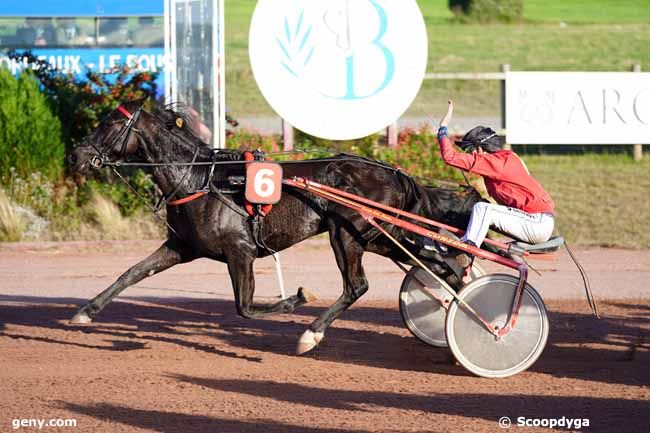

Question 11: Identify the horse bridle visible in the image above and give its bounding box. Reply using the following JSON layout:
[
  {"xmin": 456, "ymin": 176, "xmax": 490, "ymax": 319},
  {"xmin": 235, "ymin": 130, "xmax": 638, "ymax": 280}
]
[
  {"xmin": 89, "ymin": 105, "xmax": 143, "ymax": 169},
  {"xmin": 89, "ymin": 103, "xmax": 203, "ymax": 208}
]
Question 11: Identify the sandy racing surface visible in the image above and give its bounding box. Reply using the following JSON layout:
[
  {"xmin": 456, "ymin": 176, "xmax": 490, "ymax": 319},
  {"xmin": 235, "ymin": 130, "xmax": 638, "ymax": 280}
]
[{"xmin": 1, "ymin": 241, "xmax": 648, "ymax": 433}]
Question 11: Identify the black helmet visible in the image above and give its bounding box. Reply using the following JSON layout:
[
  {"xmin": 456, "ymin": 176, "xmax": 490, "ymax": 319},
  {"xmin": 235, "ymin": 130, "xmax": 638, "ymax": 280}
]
[{"xmin": 455, "ymin": 126, "xmax": 504, "ymax": 153}]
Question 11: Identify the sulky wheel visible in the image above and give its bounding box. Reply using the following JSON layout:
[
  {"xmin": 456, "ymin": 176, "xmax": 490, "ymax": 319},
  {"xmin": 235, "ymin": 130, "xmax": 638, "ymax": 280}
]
[
  {"xmin": 399, "ymin": 263, "xmax": 486, "ymax": 348},
  {"xmin": 445, "ymin": 274, "xmax": 549, "ymax": 378}
]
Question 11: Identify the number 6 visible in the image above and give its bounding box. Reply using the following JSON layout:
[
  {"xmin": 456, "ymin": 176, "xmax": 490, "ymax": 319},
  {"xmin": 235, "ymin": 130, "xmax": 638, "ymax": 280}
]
[
  {"xmin": 245, "ymin": 162, "xmax": 283, "ymax": 204},
  {"xmin": 254, "ymin": 168, "xmax": 275, "ymax": 197}
]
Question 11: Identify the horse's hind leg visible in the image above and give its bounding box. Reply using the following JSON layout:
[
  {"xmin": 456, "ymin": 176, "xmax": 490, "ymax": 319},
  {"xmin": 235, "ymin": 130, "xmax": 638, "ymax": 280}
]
[
  {"xmin": 297, "ymin": 219, "xmax": 368, "ymax": 355},
  {"xmin": 70, "ymin": 240, "xmax": 191, "ymax": 324},
  {"xmin": 226, "ymin": 249, "xmax": 315, "ymax": 319}
]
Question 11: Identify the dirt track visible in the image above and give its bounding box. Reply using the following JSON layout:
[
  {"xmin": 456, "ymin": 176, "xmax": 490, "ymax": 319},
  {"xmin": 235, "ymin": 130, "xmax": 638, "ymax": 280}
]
[{"xmin": 0, "ymin": 241, "xmax": 648, "ymax": 433}]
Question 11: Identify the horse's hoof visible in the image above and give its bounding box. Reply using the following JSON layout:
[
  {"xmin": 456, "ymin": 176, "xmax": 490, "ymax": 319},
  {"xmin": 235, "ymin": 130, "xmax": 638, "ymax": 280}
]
[
  {"xmin": 70, "ymin": 311, "xmax": 92, "ymax": 324},
  {"xmin": 296, "ymin": 330, "xmax": 324, "ymax": 355},
  {"xmin": 298, "ymin": 287, "xmax": 318, "ymax": 303}
]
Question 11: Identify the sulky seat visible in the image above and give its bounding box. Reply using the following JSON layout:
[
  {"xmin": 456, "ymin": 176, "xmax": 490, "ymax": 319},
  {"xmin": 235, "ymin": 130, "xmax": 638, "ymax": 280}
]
[{"xmin": 512, "ymin": 236, "xmax": 565, "ymax": 254}]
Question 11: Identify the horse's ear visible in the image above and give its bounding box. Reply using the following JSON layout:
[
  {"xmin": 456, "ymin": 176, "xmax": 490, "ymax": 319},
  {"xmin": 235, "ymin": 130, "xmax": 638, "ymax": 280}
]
[
  {"xmin": 135, "ymin": 96, "xmax": 149, "ymax": 108},
  {"xmin": 123, "ymin": 96, "xmax": 149, "ymax": 111}
]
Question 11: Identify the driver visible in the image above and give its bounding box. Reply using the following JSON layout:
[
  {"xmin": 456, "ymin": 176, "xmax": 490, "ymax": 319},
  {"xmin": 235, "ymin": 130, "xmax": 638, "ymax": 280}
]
[{"xmin": 434, "ymin": 100, "xmax": 555, "ymax": 271}]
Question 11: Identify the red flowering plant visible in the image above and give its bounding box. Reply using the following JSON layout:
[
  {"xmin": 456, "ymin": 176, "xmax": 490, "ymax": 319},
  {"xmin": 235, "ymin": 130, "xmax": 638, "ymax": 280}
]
[
  {"xmin": 230, "ymin": 124, "xmax": 479, "ymax": 188},
  {"xmin": 371, "ymin": 126, "xmax": 468, "ymax": 186},
  {"xmin": 227, "ymin": 129, "xmax": 282, "ymax": 155},
  {"xmin": 7, "ymin": 50, "xmax": 158, "ymax": 153}
]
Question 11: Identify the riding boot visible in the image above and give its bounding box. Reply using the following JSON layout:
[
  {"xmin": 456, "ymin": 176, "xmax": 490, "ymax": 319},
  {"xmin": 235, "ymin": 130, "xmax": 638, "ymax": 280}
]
[
  {"xmin": 405, "ymin": 235, "xmax": 445, "ymax": 259},
  {"xmin": 410, "ymin": 229, "xmax": 460, "ymax": 259},
  {"xmin": 456, "ymin": 240, "xmax": 476, "ymax": 269}
]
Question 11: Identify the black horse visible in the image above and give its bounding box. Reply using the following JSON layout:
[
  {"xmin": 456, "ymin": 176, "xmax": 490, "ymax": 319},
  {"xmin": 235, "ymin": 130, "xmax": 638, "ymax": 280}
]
[{"xmin": 68, "ymin": 99, "xmax": 482, "ymax": 354}]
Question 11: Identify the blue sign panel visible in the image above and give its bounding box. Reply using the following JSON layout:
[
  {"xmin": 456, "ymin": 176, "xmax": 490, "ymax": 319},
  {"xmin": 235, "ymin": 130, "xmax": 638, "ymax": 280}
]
[
  {"xmin": 0, "ymin": 1, "xmax": 164, "ymax": 17},
  {"xmin": 1, "ymin": 48, "xmax": 166, "ymax": 95}
]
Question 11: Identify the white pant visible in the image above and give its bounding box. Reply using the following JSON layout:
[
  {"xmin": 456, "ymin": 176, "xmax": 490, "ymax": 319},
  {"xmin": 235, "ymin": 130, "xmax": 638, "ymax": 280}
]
[{"xmin": 462, "ymin": 202, "xmax": 555, "ymax": 247}]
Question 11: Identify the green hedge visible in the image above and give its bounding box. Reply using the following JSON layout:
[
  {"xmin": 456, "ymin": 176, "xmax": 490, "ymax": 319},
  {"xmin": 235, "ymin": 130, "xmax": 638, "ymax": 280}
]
[
  {"xmin": 449, "ymin": 0, "xmax": 524, "ymax": 22},
  {"xmin": 0, "ymin": 68, "xmax": 64, "ymax": 181}
]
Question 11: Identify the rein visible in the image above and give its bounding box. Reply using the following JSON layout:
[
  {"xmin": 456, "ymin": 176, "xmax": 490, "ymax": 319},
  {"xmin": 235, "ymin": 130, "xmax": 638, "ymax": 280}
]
[
  {"xmin": 100, "ymin": 151, "xmax": 467, "ymax": 189},
  {"xmin": 94, "ymin": 112, "xmax": 467, "ymax": 191},
  {"xmin": 90, "ymin": 105, "xmax": 473, "ymax": 232}
]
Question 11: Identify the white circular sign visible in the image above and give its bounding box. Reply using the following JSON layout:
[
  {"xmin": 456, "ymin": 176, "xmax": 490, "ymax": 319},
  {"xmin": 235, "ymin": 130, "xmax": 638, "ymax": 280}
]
[{"xmin": 249, "ymin": 0, "xmax": 428, "ymax": 140}]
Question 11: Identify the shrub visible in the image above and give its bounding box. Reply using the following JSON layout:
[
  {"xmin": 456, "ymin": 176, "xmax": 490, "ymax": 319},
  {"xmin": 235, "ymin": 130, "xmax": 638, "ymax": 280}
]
[
  {"xmin": 78, "ymin": 192, "xmax": 163, "ymax": 240},
  {"xmin": 7, "ymin": 50, "xmax": 158, "ymax": 152},
  {"xmin": 230, "ymin": 126, "xmax": 475, "ymax": 187},
  {"xmin": 293, "ymin": 129, "xmax": 382, "ymax": 159},
  {"xmin": 449, "ymin": 0, "xmax": 523, "ymax": 23},
  {"xmin": 2, "ymin": 162, "xmax": 160, "ymax": 240},
  {"xmin": 81, "ymin": 170, "xmax": 157, "ymax": 217},
  {"xmin": 2, "ymin": 50, "xmax": 161, "ymax": 225},
  {"xmin": 227, "ymin": 129, "xmax": 282, "ymax": 154},
  {"xmin": 3, "ymin": 169, "xmax": 56, "ymax": 217},
  {"xmin": 0, "ymin": 68, "xmax": 65, "ymax": 181},
  {"xmin": 373, "ymin": 127, "xmax": 474, "ymax": 187},
  {"xmin": 83, "ymin": 192, "xmax": 131, "ymax": 239},
  {"xmin": 0, "ymin": 188, "xmax": 24, "ymax": 242}
]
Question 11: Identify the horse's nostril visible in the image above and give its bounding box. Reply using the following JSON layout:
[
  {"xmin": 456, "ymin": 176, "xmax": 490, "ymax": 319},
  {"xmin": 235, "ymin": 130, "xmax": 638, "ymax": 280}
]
[{"xmin": 68, "ymin": 154, "xmax": 77, "ymax": 165}]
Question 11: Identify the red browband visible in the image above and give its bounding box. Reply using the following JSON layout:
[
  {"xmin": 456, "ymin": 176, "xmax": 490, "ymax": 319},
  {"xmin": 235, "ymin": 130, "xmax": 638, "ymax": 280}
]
[{"xmin": 117, "ymin": 105, "xmax": 133, "ymax": 119}]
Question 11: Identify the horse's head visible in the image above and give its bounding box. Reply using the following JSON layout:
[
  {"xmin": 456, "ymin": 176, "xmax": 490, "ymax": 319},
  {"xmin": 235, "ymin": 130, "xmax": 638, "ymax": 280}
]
[{"xmin": 68, "ymin": 99, "xmax": 147, "ymax": 174}]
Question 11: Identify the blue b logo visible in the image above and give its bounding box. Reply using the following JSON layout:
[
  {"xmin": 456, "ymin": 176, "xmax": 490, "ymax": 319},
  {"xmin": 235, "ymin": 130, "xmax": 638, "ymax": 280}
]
[
  {"xmin": 250, "ymin": 0, "xmax": 428, "ymax": 140},
  {"xmin": 277, "ymin": 0, "xmax": 396, "ymax": 101},
  {"xmin": 331, "ymin": 0, "xmax": 395, "ymax": 100}
]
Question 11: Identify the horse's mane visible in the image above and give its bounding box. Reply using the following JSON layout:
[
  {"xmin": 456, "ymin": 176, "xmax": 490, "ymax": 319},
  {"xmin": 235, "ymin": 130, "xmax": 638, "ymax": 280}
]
[
  {"xmin": 331, "ymin": 153, "xmax": 398, "ymax": 171},
  {"xmin": 152, "ymin": 103, "xmax": 209, "ymax": 145},
  {"xmin": 150, "ymin": 103, "xmax": 241, "ymax": 161}
]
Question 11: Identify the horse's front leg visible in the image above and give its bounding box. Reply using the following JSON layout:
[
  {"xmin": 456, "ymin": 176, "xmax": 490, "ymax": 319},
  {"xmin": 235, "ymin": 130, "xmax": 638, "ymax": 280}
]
[
  {"xmin": 226, "ymin": 248, "xmax": 315, "ymax": 319},
  {"xmin": 70, "ymin": 240, "xmax": 192, "ymax": 324}
]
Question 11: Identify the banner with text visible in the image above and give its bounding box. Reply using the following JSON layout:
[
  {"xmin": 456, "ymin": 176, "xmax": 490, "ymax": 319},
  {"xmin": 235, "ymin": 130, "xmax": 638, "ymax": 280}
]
[
  {"xmin": 1, "ymin": 48, "xmax": 166, "ymax": 95},
  {"xmin": 506, "ymin": 72, "xmax": 650, "ymax": 144}
]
